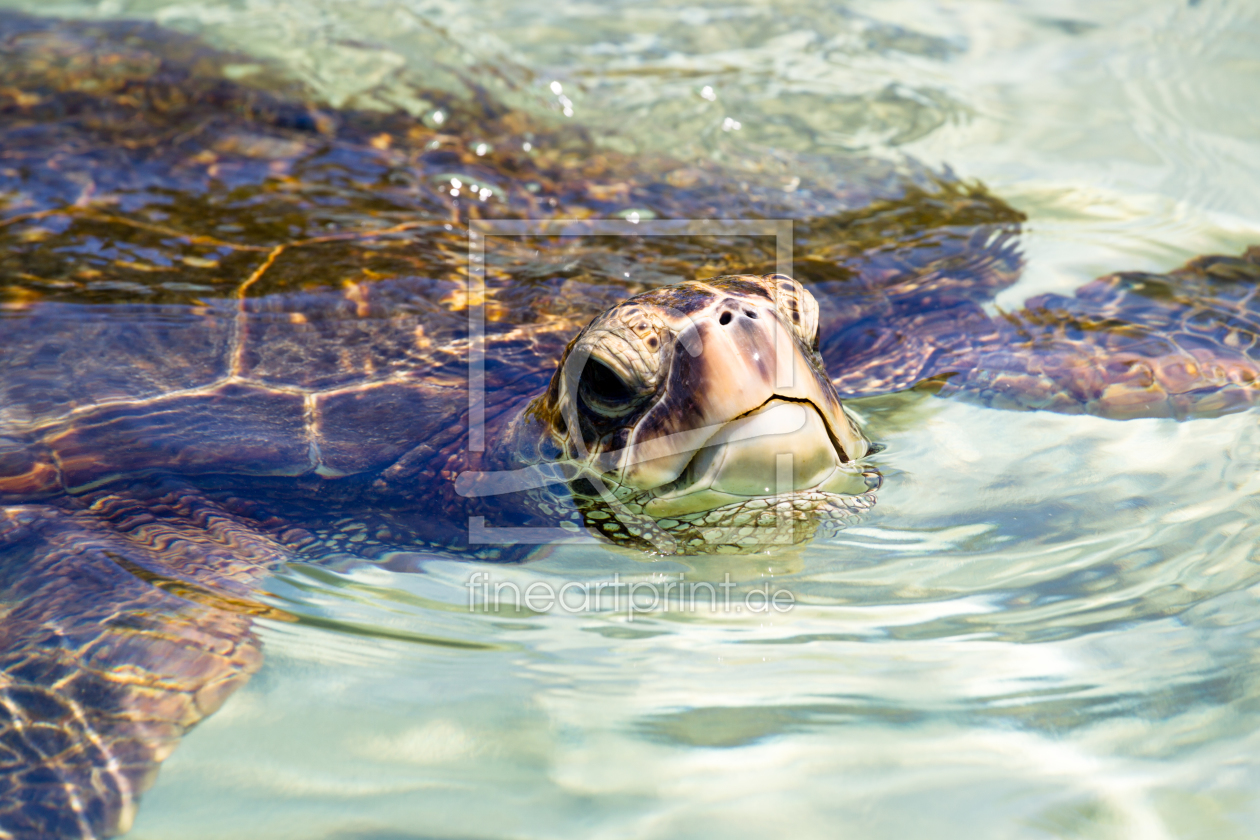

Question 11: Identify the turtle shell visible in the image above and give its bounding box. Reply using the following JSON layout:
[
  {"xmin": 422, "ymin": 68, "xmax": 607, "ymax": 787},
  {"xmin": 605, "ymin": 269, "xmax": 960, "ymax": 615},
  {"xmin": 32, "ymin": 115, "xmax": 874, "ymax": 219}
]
[
  {"xmin": 0, "ymin": 9, "xmax": 1026, "ymax": 520},
  {"xmin": 4, "ymin": 11, "xmax": 1259, "ymax": 840},
  {"xmin": 0, "ymin": 17, "xmax": 1024, "ymax": 834}
]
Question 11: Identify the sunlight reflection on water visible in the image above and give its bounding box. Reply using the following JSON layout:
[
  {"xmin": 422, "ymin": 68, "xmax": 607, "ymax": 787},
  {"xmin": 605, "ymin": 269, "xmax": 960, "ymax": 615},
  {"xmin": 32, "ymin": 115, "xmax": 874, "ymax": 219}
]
[{"xmin": 6, "ymin": 0, "xmax": 1253, "ymax": 836}]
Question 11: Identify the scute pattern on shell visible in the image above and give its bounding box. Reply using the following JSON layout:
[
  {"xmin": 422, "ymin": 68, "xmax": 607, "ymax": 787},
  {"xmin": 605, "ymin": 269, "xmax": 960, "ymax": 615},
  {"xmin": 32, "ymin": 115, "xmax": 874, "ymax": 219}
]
[{"xmin": 0, "ymin": 10, "xmax": 1258, "ymax": 840}]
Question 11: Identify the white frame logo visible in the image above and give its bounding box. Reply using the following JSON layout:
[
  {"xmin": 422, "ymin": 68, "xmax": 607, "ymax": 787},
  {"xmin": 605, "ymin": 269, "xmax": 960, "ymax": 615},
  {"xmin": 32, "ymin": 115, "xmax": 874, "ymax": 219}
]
[{"xmin": 460, "ymin": 218, "xmax": 794, "ymax": 547}]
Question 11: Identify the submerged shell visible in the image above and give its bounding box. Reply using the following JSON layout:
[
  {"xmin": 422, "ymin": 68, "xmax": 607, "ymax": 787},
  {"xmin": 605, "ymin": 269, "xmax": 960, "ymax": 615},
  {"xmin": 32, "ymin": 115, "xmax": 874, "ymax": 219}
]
[{"xmin": 2, "ymin": 11, "xmax": 1259, "ymax": 840}]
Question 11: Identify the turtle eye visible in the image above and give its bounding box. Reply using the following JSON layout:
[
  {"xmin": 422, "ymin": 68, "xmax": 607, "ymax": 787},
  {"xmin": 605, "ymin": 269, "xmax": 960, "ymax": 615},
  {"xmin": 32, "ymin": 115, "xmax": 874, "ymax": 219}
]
[{"xmin": 579, "ymin": 358, "xmax": 637, "ymax": 415}]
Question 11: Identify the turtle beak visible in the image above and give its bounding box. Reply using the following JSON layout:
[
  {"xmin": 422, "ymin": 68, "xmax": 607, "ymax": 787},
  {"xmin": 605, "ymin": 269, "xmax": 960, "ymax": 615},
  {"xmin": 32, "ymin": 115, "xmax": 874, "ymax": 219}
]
[
  {"xmin": 604, "ymin": 300, "xmax": 869, "ymax": 509},
  {"xmin": 640, "ymin": 398, "xmax": 870, "ymax": 516}
]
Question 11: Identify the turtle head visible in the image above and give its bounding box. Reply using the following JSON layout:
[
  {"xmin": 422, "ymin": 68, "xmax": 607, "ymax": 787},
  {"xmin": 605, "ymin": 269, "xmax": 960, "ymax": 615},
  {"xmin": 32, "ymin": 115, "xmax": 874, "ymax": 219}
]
[{"xmin": 529, "ymin": 274, "xmax": 878, "ymax": 554}]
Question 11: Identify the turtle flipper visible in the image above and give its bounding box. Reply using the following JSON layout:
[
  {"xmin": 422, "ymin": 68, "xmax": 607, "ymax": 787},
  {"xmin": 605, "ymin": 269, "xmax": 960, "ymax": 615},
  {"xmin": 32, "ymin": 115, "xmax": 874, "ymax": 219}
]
[
  {"xmin": 932, "ymin": 247, "xmax": 1260, "ymax": 419},
  {"xmin": 0, "ymin": 484, "xmax": 290, "ymax": 839}
]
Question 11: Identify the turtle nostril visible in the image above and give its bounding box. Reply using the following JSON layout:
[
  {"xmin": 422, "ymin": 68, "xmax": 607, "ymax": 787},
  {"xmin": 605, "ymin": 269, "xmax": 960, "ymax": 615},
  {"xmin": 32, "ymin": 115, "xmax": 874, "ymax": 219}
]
[
  {"xmin": 745, "ymin": 310, "xmax": 757, "ymax": 319},
  {"xmin": 719, "ymin": 311, "xmax": 732, "ymax": 326}
]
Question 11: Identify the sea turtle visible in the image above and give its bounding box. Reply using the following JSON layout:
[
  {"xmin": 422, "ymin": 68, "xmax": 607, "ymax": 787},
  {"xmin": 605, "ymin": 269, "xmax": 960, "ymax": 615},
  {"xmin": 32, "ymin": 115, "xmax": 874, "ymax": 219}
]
[{"xmin": 1, "ymin": 11, "xmax": 1259, "ymax": 839}]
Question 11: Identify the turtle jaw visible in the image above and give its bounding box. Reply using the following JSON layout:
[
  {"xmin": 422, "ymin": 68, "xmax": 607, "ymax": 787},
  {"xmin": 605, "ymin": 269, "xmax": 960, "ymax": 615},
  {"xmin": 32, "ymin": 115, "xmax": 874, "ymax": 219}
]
[
  {"xmin": 598, "ymin": 295, "xmax": 871, "ymax": 502},
  {"xmin": 639, "ymin": 399, "xmax": 871, "ymax": 518},
  {"xmin": 544, "ymin": 273, "xmax": 878, "ymax": 548}
]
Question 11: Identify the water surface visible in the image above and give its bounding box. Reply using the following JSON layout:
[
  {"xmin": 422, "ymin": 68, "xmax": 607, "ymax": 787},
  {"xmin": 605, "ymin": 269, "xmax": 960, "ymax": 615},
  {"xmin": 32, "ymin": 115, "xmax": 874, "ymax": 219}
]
[{"xmin": 7, "ymin": 0, "xmax": 1260, "ymax": 836}]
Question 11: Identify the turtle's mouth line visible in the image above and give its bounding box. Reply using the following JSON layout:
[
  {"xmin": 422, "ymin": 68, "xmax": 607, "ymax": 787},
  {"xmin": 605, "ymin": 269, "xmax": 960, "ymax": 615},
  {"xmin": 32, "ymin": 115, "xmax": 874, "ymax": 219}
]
[
  {"xmin": 607, "ymin": 394, "xmax": 851, "ymax": 479},
  {"xmin": 635, "ymin": 399, "xmax": 868, "ymax": 518},
  {"xmin": 658, "ymin": 394, "xmax": 852, "ymax": 482},
  {"xmin": 740, "ymin": 395, "xmax": 852, "ymax": 464}
]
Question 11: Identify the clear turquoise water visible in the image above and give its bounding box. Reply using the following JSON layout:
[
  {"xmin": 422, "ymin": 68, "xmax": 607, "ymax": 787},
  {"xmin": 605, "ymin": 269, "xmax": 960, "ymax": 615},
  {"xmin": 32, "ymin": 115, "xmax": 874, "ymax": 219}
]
[{"xmin": 10, "ymin": 0, "xmax": 1260, "ymax": 836}]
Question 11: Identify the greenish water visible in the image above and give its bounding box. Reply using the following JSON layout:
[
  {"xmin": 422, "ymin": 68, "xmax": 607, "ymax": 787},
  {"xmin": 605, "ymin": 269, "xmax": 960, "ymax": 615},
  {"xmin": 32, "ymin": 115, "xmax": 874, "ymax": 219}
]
[{"xmin": 9, "ymin": 0, "xmax": 1260, "ymax": 836}]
